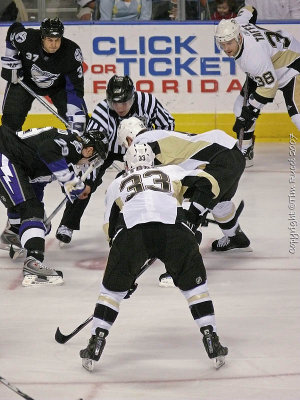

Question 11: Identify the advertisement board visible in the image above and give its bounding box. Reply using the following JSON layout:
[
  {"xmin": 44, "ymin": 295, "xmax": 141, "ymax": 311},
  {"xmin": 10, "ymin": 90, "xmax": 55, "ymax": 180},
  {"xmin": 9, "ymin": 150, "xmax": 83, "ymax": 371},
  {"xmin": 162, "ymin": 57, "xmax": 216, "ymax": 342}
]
[{"xmin": 0, "ymin": 21, "xmax": 299, "ymax": 138}]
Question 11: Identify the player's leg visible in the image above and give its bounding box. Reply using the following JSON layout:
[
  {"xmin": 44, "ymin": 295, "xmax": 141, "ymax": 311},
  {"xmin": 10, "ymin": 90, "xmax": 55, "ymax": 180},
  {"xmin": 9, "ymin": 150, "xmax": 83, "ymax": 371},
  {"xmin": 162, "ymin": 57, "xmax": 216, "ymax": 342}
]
[
  {"xmin": 80, "ymin": 227, "xmax": 149, "ymax": 371},
  {"xmin": 56, "ymin": 158, "xmax": 112, "ymax": 245},
  {"xmin": 233, "ymin": 93, "xmax": 256, "ymax": 167},
  {"xmin": 281, "ymin": 75, "xmax": 300, "ymax": 131},
  {"xmin": 163, "ymin": 224, "xmax": 228, "ymax": 369},
  {"xmin": 0, "ymin": 155, "xmax": 63, "ymax": 286},
  {"xmin": 1, "ymin": 83, "xmax": 34, "ymax": 130}
]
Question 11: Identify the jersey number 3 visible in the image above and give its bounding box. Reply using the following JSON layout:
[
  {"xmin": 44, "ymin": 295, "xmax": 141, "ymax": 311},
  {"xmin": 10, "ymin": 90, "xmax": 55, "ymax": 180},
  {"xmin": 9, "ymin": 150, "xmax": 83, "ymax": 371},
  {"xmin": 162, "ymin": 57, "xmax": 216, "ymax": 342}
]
[{"xmin": 120, "ymin": 170, "xmax": 171, "ymax": 202}]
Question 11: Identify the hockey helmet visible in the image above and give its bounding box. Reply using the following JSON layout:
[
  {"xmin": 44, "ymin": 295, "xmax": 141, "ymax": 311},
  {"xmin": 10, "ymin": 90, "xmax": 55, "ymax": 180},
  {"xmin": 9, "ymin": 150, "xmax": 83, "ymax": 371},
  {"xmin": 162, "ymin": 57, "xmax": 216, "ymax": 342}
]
[
  {"xmin": 40, "ymin": 17, "xmax": 64, "ymax": 38},
  {"xmin": 215, "ymin": 19, "xmax": 241, "ymax": 45},
  {"xmin": 81, "ymin": 130, "xmax": 109, "ymax": 160},
  {"xmin": 106, "ymin": 75, "xmax": 135, "ymax": 108},
  {"xmin": 124, "ymin": 143, "xmax": 155, "ymax": 170},
  {"xmin": 117, "ymin": 117, "xmax": 147, "ymax": 148}
]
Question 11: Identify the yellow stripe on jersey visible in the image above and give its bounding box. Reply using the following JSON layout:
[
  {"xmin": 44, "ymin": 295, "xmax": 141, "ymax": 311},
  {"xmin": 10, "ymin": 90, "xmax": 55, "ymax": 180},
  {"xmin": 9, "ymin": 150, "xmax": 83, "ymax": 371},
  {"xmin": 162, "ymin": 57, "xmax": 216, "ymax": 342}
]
[
  {"xmin": 171, "ymin": 179, "xmax": 184, "ymax": 204},
  {"xmin": 200, "ymin": 170, "xmax": 220, "ymax": 198},
  {"xmin": 156, "ymin": 136, "xmax": 210, "ymax": 165},
  {"xmin": 295, "ymin": 75, "xmax": 300, "ymax": 112},
  {"xmin": 271, "ymin": 51, "xmax": 300, "ymax": 70}
]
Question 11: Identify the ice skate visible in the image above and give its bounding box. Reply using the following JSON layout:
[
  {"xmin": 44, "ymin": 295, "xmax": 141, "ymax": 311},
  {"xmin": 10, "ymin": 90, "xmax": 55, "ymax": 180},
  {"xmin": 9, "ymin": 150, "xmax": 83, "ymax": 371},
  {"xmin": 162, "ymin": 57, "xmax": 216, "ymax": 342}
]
[
  {"xmin": 0, "ymin": 224, "xmax": 26, "ymax": 258},
  {"xmin": 56, "ymin": 225, "xmax": 73, "ymax": 247},
  {"xmin": 211, "ymin": 225, "xmax": 251, "ymax": 252},
  {"xmin": 22, "ymin": 256, "xmax": 64, "ymax": 287},
  {"xmin": 200, "ymin": 325, "xmax": 228, "ymax": 369},
  {"xmin": 80, "ymin": 328, "xmax": 107, "ymax": 372},
  {"xmin": 158, "ymin": 272, "xmax": 175, "ymax": 288},
  {"xmin": 0, "ymin": 223, "xmax": 21, "ymax": 249}
]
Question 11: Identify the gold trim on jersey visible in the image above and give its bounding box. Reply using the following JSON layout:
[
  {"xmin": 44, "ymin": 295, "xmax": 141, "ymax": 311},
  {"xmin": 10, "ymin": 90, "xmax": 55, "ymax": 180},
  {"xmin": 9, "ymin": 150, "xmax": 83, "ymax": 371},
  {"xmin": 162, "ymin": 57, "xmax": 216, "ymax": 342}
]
[
  {"xmin": 256, "ymin": 83, "xmax": 278, "ymax": 100},
  {"xmin": 294, "ymin": 75, "xmax": 300, "ymax": 112},
  {"xmin": 156, "ymin": 136, "xmax": 211, "ymax": 165},
  {"xmin": 271, "ymin": 51, "xmax": 300, "ymax": 70},
  {"xmin": 103, "ymin": 223, "xmax": 109, "ymax": 241},
  {"xmin": 172, "ymin": 179, "xmax": 184, "ymax": 203},
  {"xmin": 98, "ymin": 294, "xmax": 120, "ymax": 309}
]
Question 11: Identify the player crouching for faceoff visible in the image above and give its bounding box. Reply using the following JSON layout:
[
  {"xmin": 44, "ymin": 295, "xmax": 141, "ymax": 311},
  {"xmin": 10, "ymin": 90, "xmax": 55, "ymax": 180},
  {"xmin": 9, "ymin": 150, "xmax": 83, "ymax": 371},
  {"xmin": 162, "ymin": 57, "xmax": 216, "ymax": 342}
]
[
  {"xmin": 0, "ymin": 125, "xmax": 108, "ymax": 286},
  {"xmin": 117, "ymin": 117, "xmax": 251, "ymax": 251},
  {"xmin": 79, "ymin": 144, "xmax": 228, "ymax": 372},
  {"xmin": 215, "ymin": 7, "xmax": 300, "ymax": 166}
]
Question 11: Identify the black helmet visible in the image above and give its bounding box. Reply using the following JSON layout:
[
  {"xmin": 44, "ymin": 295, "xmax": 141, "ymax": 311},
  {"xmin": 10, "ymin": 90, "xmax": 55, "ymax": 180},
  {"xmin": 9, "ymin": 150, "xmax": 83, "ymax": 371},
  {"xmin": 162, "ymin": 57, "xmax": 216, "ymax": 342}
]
[
  {"xmin": 106, "ymin": 75, "xmax": 135, "ymax": 107},
  {"xmin": 81, "ymin": 130, "xmax": 109, "ymax": 161},
  {"xmin": 40, "ymin": 17, "xmax": 64, "ymax": 38}
]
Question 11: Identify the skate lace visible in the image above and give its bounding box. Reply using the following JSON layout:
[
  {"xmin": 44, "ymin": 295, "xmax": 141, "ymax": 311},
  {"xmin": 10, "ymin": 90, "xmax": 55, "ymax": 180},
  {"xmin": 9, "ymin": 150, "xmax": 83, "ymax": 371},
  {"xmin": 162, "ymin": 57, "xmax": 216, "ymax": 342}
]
[{"xmin": 218, "ymin": 236, "xmax": 230, "ymax": 247}]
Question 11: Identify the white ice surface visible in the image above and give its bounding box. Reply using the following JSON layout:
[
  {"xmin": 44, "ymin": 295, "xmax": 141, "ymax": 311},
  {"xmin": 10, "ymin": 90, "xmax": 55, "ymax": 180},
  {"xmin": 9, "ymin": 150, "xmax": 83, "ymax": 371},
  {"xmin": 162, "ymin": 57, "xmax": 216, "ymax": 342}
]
[{"xmin": 0, "ymin": 143, "xmax": 299, "ymax": 400}]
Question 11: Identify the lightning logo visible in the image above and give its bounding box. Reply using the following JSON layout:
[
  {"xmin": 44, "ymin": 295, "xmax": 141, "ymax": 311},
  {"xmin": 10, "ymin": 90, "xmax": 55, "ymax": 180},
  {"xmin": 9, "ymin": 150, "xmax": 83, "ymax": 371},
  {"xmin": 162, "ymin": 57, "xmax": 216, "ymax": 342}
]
[{"xmin": 0, "ymin": 158, "xmax": 14, "ymax": 194}]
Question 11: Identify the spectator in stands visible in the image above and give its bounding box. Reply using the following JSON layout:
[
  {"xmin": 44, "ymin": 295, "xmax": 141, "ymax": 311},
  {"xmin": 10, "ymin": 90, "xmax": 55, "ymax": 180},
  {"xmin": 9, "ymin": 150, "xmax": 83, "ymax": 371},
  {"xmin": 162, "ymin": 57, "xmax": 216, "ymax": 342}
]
[
  {"xmin": 100, "ymin": 0, "xmax": 152, "ymax": 20},
  {"xmin": 152, "ymin": 0, "xmax": 171, "ymax": 20},
  {"xmin": 244, "ymin": 0, "xmax": 300, "ymax": 19},
  {"xmin": 77, "ymin": 0, "xmax": 96, "ymax": 20},
  {"xmin": 77, "ymin": 0, "xmax": 152, "ymax": 20},
  {"xmin": 211, "ymin": 0, "xmax": 237, "ymax": 20},
  {"xmin": 0, "ymin": 0, "xmax": 28, "ymax": 21}
]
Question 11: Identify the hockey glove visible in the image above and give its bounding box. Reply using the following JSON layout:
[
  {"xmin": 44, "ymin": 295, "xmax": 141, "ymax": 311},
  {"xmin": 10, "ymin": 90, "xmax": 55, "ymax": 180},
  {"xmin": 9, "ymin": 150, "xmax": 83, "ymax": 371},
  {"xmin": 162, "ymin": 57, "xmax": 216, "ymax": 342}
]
[
  {"xmin": 1, "ymin": 55, "xmax": 23, "ymax": 84},
  {"xmin": 233, "ymin": 105, "xmax": 260, "ymax": 134},
  {"xmin": 63, "ymin": 174, "xmax": 85, "ymax": 203}
]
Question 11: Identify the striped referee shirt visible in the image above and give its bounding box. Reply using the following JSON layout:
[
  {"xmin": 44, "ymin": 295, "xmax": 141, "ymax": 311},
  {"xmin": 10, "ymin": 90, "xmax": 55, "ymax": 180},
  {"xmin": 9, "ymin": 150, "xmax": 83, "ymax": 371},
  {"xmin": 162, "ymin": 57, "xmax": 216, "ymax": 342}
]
[{"xmin": 86, "ymin": 91, "xmax": 175, "ymax": 156}]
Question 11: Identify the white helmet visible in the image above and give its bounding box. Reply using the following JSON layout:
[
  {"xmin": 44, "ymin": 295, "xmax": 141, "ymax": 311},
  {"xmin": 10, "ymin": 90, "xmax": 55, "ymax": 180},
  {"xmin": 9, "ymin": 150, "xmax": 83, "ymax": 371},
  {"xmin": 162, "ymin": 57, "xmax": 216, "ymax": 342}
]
[
  {"xmin": 124, "ymin": 143, "xmax": 155, "ymax": 170},
  {"xmin": 215, "ymin": 19, "xmax": 241, "ymax": 45},
  {"xmin": 117, "ymin": 117, "xmax": 146, "ymax": 148}
]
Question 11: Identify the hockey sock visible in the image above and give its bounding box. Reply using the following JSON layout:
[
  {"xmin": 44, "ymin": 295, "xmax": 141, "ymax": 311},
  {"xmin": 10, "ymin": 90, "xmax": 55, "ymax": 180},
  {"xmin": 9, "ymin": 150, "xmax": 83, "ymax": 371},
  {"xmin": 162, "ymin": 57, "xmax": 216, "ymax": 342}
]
[{"xmin": 181, "ymin": 282, "xmax": 216, "ymax": 332}]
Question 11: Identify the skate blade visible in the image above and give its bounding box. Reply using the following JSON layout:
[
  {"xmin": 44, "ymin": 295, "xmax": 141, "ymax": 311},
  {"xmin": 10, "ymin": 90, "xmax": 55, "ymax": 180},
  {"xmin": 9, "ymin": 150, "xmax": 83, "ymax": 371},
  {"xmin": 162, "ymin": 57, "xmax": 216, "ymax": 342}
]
[
  {"xmin": 58, "ymin": 240, "xmax": 70, "ymax": 249},
  {"xmin": 213, "ymin": 356, "xmax": 226, "ymax": 369},
  {"xmin": 159, "ymin": 278, "xmax": 175, "ymax": 288},
  {"xmin": 22, "ymin": 274, "xmax": 64, "ymax": 287},
  {"xmin": 212, "ymin": 246, "xmax": 253, "ymax": 253},
  {"xmin": 82, "ymin": 358, "xmax": 94, "ymax": 372}
]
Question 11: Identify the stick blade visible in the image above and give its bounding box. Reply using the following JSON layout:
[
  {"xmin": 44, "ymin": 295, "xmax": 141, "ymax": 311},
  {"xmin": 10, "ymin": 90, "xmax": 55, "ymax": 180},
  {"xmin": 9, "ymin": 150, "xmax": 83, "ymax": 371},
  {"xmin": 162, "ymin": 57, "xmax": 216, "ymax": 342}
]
[{"xmin": 55, "ymin": 327, "xmax": 69, "ymax": 344}]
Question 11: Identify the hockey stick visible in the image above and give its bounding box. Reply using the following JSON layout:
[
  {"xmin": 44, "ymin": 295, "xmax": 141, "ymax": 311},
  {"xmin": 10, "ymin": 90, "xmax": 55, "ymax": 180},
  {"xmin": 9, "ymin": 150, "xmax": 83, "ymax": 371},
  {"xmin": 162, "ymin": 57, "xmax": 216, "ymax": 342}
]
[
  {"xmin": 55, "ymin": 258, "xmax": 156, "ymax": 344},
  {"xmin": 18, "ymin": 78, "xmax": 121, "ymax": 172},
  {"xmin": 18, "ymin": 79, "xmax": 70, "ymax": 127},
  {"xmin": 7, "ymin": 158, "xmax": 103, "ymax": 260},
  {"xmin": 44, "ymin": 156, "xmax": 103, "ymax": 226},
  {"xmin": 238, "ymin": 73, "xmax": 249, "ymax": 150},
  {"xmin": 0, "ymin": 375, "xmax": 35, "ymax": 400}
]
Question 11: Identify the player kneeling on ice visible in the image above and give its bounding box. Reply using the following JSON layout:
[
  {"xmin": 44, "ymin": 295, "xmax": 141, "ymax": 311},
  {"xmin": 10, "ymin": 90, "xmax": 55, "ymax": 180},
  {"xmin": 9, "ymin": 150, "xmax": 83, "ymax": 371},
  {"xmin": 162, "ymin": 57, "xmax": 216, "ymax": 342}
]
[
  {"xmin": 0, "ymin": 125, "xmax": 108, "ymax": 286},
  {"xmin": 79, "ymin": 144, "xmax": 228, "ymax": 372}
]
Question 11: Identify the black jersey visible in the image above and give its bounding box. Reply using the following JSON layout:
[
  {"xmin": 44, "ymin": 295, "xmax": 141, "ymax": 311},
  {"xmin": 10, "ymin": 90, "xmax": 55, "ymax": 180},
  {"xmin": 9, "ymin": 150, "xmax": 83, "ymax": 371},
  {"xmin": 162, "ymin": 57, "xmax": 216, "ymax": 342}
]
[
  {"xmin": 0, "ymin": 125, "xmax": 83, "ymax": 182},
  {"xmin": 6, "ymin": 23, "xmax": 85, "ymax": 116},
  {"xmin": 86, "ymin": 91, "xmax": 175, "ymax": 156}
]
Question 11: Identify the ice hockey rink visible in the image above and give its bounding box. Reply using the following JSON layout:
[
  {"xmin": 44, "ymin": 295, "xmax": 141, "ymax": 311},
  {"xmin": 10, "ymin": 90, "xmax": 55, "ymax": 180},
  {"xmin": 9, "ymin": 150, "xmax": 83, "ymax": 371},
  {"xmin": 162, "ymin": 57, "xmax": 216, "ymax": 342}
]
[{"xmin": 0, "ymin": 143, "xmax": 299, "ymax": 400}]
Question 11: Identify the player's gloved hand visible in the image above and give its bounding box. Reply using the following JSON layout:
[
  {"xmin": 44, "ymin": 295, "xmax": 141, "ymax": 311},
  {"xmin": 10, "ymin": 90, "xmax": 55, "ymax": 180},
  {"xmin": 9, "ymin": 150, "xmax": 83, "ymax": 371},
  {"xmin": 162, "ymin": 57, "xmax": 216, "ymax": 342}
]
[
  {"xmin": 1, "ymin": 56, "xmax": 23, "ymax": 84},
  {"xmin": 63, "ymin": 173, "xmax": 85, "ymax": 203},
  {"xmin": 233, "ymin": 104, "xmax": 260, "ymax": 134}
]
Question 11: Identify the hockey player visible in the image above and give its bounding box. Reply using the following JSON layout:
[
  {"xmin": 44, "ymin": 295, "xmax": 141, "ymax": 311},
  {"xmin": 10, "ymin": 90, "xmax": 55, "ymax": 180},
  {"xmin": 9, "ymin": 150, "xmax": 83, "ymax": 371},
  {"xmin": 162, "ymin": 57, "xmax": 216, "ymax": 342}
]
[
  {"xmin": 56, "ymin": 74, "xmax": 175, "ymax": 245},
  {"xmin": 215, "ymin": 6, "xmax": 300, "ymax": 166},
  {"xmin": 117, "ymin": 117, "xmax": 250, "ymax": 287},
  {"xmin": 79, "ymin": 143, "xmax": 228, "ymax": 372},
  {"xmin": 0, "ymin": 125, "xmax": 108, "ymax": 286},
  {"xmin": 1, "ymin": 17, "xmax": 88, "ymax": 134}
]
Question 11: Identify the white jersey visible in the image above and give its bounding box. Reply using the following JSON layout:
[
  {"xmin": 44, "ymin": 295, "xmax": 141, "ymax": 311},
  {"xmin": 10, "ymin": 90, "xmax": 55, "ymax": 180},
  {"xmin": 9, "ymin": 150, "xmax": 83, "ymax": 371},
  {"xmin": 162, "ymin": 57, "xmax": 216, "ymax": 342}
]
[
  {"xmin": 235, "ymin": 8, "xmax": 300, "ymax": 104},
  {"xmin": 104, "ymin": 164, "xmax": 205, "ymax": 236},
  {"xmin": 132, "ymin": 129, "xmax": 237, "ymax": 170}
]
